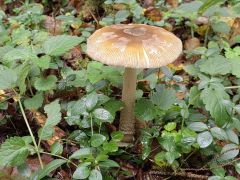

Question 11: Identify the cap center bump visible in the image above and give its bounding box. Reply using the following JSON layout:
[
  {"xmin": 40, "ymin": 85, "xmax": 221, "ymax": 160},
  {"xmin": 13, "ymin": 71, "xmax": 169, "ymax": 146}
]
[{"xmin": 123, "ymin": 27, "xmax": 146, "ymax": 36}]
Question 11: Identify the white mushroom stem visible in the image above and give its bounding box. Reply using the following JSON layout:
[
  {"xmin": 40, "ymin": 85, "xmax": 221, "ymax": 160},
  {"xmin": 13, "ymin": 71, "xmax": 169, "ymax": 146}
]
[{"xmin": 119, "ymin": 67, "xmax": 137, "ymax": 143}]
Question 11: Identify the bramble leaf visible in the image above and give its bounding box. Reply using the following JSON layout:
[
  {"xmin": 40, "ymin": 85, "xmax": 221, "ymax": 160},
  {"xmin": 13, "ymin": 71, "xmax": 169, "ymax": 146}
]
[
  {"xmin": 43, "ymin": 35, "xmax": 82, "ymax": 56},
  {"xmin": 0, "ymin": 137, "xmax": 31, "ymax": 167}
]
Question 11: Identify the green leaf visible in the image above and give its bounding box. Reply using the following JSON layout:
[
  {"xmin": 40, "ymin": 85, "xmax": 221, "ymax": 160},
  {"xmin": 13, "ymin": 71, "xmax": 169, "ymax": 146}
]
[
  {"xmin": 210, "ymin": 127, "xmax": 228, "ymax": 140},
  {"xmin": 89, "ymin": 169, "xmax": 102, "ymax": 180},
  {"xmin": 90, "ymin": 134, "xmax": 106, "ymax": 147},
  {"xmin": 189, "ymin": 86, "xmax": 202, "ymax": 107},
  {"xmin": 3, "ymin": 47, "xmax": 36, "ymax": 62},
  {"xmin": 33, "ymin": 55, "xmax": 51, "ymax": 70},
  {"xmin": 164, "ymin": 122, "xmax": 177, "ymax": 132},
  {"xmin": 102, "ymin": 141, "xmax": 118, "ymax": 152},
  {"xmin": 38, "ymin": 126, "xmax": 54, "ymax": 140},
  {"xmin": 165, "ymin": 151, "xmax": 181, "ymax": 164},
  {"xmin": 93, "ymin": 108, "xmax": 113, "ymax": 123},
  {"xmin": 229, "ymin": 58, "xmax": 240, "ymax": 78},
  {"xmin": 188, "ymin": 122, "xmax": 208, "ymax": 132},
  {"xmin": 199, "ymin": 56, "xmax": 231, "ymax": 76},
  {"xmin": 201, "ymin": 87, "xmax": 230, "ymax": 126},
  {"xmin": 24, "ymin": 92, "xmax": 44, "ymax": 110},
  {"xmin": 212, "ymin": 21, "xmax": 231, "ymax": 34},
  {"xmin": 150, "ymin": 88, "xmax": 176, "ymax": 110},
  {"xmin": 44, "ymin": 100, "xmax": 61, "ymax": 127},
  {"xmin": 99, "ymin": 159, "xmax": 119, "ymax": 168},
  {"xmin": 73, "ymin": 166, "xmax": 90, "ymax": 179},
  {"xmin": 104, "ymin": 100, "xmax": 123, "ymax": 116},
  {"xmin": 226, "ymin": 130, "xmax": 239, "ymax": 145},
  {"xmin": 197, "ymin": 131, "xmax": 213, "ymax": 148},
  {"xmin": 220, "ymin": 144, "xmax": 239, "ymax": 161},
  {"xmin": 115, "ymin": 10, "xmax": 130, "ymax": 23},
  {"xmin": 184, "ymin": 64, "xmax": 200, "ymax": 76},
  {"xmin": 33, "ymin": 159, "xmax": 66, "ymax": 180},
  {"xmin": 198, "ymin": 0, "xmax": 225, "ymax": 14},
  {"xmin": 235, "ymin": 161, "xmax": 240, "ymax": 174},
  {"xmin": 70, "ymin": 148, "xmax": 92, "ymax": 159},
  {"xmin": 43, "ymin": 35, "xmax": 82, "ymax": 56},
  {"xmin": 111, "ymin": 131, "xmax": 124, "ymax": 142},
  {"xmin": 17, "ymin": 64, "xmax": 30, "ymax": 94},
  {"xmin": 0, "ymin": 137, "xmax": 30, "ymax": 167},
  {"xmin": 50, "ymin": 141, "xmax": 63, "ymax": 155},
  {"xmin": 34, "ymin": 75, "xmax": 57, "ymax": 91},
  {"xmin": 158, "ymin": 136, "xmax": 176, "ymax": 152},
  {"xmin": 85, "ymin": 92, "xmax": 98, "ymax": 111},
  {"xmin": 135, "ymin": 99, "xmax": 156, "ymax": 121},
  {"xmin": 0, "ymin": 68, "xmax": 17, "ymax": 89},
  {"xmin": 38, "ymin": 100, "xmax": 61, "ymax": 140}
]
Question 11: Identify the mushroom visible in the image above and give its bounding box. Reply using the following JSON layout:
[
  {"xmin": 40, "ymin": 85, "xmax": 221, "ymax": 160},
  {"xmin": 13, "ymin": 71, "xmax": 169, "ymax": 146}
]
[{"xmin": 87, "ymin": 24, "xmax": 182, "ymax": 143}]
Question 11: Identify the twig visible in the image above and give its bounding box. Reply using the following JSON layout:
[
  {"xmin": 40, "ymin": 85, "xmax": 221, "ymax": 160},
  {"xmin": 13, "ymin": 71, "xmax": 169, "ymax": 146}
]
[{"xmin": 149, "ymin": 170, "xmax": 208, "ymax": 179}]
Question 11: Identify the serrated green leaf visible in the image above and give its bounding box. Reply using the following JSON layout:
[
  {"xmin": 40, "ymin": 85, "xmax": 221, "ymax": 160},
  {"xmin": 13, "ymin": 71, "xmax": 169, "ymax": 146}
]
[
  {"xmin": 33, "ymin": 55, "xmax": 51, "ymax": 70},
  {"xmin": 189, "ymin": 86, "xmax": 202, "ymax": 107},
  {"xmin": 34, "ymin": 75, "xmax": 57, "ymax": 91},
  {"xmin": 43, "ymin": 35, "xmax": 82, "ymax": 56},
  {"xmin": 150, "ymin": 88, "xmax": 176, "ymax": 110},
  {"xmin": 197, "ymin": 131, "xmax": 213, "ymax": 148},
  {"xmin": 24, "ymin": 92, "xmax": 44, "ymax": 110},
  {"xmin": 38, "ymin": 100, "xmax": 61, "ymax": 140},
  {"xmin": 44, "ymin": 100, "xmax": 61, "ymax": 127},
  {"xmin": 229, "ymin": 57, "xmax": 240, "ymax": 78},
  {"xmin": 38, "ymin": 126, "xmax": 54, "ymax": 140},
  {"xmin": 0, "ymin": 137, "xmax": 30, "ymax": 167},
  {"xmin": 17, "ymin": 64, "xmax": 30, "ymax": 94},
  {"xmin": 201, "ymin": 87, "xmax": 230, "ymax": 126},
  {"xmin": 0, "ymin": 68, "xmax": 17, "ymax": 89},
  {"xmin": 199, "ymin": 56, "xmax": 231, "ymax": 75},
  {"xmin": 3, "ymin": 47, "xmax": 36, "ymax": 62},
  {"xmin": 135, "ymin": 99, "xmax": 156, "ymax": 121}
]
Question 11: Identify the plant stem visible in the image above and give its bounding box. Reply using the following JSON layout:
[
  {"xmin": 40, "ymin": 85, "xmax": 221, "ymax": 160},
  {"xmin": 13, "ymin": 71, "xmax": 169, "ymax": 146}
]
[
  {"xmin": 40, "ymin": 151, "xmax": 78, "ymax": 168},
  {"xmin": 90, "ymin": 114, "xmax": 94, "ymax": 136},
  {"xmin": 18, "ymin": 99, "xmax": 44, "ymax": 169},
  {"xmin": 225, "ymin": 85, "xmax": 240, "ymax": 89}
]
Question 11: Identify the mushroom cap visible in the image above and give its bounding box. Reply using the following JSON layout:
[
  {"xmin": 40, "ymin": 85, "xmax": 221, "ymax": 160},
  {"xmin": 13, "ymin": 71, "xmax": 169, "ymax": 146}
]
[{"xmin": 87, "ymin": 24, "xmax": 182, "ymax": 68}]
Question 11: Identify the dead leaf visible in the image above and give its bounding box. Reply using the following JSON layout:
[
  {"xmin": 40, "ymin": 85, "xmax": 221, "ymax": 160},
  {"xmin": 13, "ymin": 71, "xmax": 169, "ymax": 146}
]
[
  {"xmin": 44, "ymin": 16, "xmax": 64, "ymax": 35},
  {"xmin": 229, "ymin": 17, "xmax": 240, "ymax": 46},
  {"xmin": 184, "ymin": 37, "xmax": 201, "ymax": 51},
  {"xmin": 166, "ymin": 0, "xmax": 179, "ymax": 8},
  {"xmin": 144, "ymin": 7, "xmax": 162, "ymax": 21},
  {"xmin": 32, "ymin": 111, "xmax": 66, "ymax": 146}
]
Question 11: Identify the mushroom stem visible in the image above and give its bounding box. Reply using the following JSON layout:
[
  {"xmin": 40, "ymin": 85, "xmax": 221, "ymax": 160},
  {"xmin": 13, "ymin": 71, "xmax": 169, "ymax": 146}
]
[{"xmin": 119, "ymin": 67, "xmax": 137, "ymax": 143}]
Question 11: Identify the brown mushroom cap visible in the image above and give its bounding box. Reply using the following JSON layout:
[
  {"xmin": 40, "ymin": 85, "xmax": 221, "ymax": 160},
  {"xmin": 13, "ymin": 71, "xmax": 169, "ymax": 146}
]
[{"xmin": 87, "ymin": 24, "xmax": 182, "ymax": 68}]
